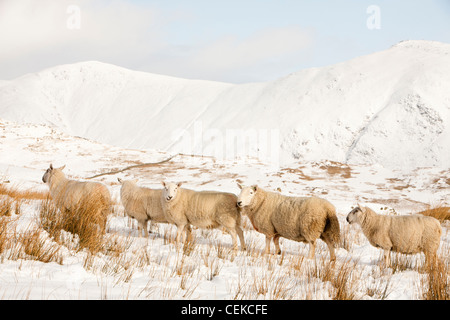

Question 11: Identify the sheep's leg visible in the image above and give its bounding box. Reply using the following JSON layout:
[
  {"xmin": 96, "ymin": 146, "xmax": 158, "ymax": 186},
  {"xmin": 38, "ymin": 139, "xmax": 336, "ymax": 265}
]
[
  {"xmin": 384, "ymin": 250, "xmax": 391, "ymax": 266},
  {"xmin": 142, "ymin": 220, "xmax": 149, "ymax": 238},
  {"xmin": 224, "ymin": 226, "xmax": 239, "ymax": 250},
  {"xmin": 175, "ymin": 224, "xmax": 186, "ymax": 248},
  {"xmin": 264, "ymin": 236, "xmax": 271, "ymax": 254},
  {"xmin": 136, "ymin": 219, "xmax": 149, "ymax": 238},
  {"xmin": 136, "ymin": 220, "xmax": 146, "ymax": 238},
  {"xmin": 136, "ymin": 223, "xmax": 142, "ymax": 237},
  {"xmin": 180, "ymin": 226, "xmax": 187, "ymax": 243},
  {"xmin": 235, "ymin": 225, "xmax": 246, "ymax": 251},
  {"xmin": 148, "ymin": 221, "xmax": 154, "ymax": 234},
  {"xmin": 323, "ymin": 237, "xmax": 336, "ymax": 261},
  {"xmin": 307, "ymin": 241, "xmax": 316, "ymax": 259},
  {"xmin": 184, "ymin": 225, "xmax": 193, "ymax": 243},
  {"xmin": 181, "ymin": 225, "xmax": 194, "ymax": 244},
  {"xmin": 273, "ymin": 235, "xmax": 281, "ymax": 255}
]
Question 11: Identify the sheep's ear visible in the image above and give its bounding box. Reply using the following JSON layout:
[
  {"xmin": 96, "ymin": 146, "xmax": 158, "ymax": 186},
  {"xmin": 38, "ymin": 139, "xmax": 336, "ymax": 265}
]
[
  {"xmin": 356, "ymin": 202, "xmax": 361, "ymax": 209},
  {"xmin": 177, "ymin": 182, "xmax": 183, "ymax": 187},
  {"xmin": 237, "ymin": 182, "xmax": 243, "ymax": 190},
  {"xmin": 161, "ymin": 181, "xmax": 166, "ymax": 187},
  {"xmin": 59, "ymin": 165, "xmax": 66, "ymax": 171},
  {"xmin": 49, "ymin": 164, "xmax": 53, "ymax": 170},
  {"xmin": 117, "ymin": 178, "xmax": 123, "ymax": 184},
  {"xmin": 252, "ymin": 185, "xmax": 258, "ymax": 192}
]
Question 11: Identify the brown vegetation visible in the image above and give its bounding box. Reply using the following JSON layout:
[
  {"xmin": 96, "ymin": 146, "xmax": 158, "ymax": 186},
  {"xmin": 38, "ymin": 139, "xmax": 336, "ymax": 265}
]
[
  {"xmin": 0, "ymin": 183, "xmax": 49, "ymax": 201},
  {"xmin": 0, "ymin": 184, "xmax": 448, "ymax": 300},
  {"xmin": 39, "ymin": 197, "xmax": 106, "ymax": 253},
  {"xmin": 418, "ymin": 205, "xmax": 450, "ymax": 222}
]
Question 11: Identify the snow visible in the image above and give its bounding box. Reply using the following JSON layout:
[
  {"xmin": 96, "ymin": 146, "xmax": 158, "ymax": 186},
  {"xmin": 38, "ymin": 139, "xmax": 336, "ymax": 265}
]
[
  {"xmin": 0, "ymin": 40, "xmax": 448, "ymax": 300},
  {"xmin": 0, "ymin": 119, "xmax": 448, "ymax": 300},
  {"xmin": 0, "ymin": 40, "xmax": 449, "ymax": 169}
]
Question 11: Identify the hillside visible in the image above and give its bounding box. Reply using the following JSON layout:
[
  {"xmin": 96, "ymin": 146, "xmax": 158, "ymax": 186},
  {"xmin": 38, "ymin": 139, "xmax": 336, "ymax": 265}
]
[{"xmin": 0, "ymin": 40, "xmax": 449, "ymax": 168}]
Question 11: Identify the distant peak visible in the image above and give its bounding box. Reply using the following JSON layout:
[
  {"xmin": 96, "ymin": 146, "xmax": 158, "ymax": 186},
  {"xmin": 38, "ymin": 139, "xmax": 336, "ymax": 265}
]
[
  {"xmin": 392, "ymin": 40, "xmax": 450, "ymax": 52},
  {"xmin": 22, "ymin": 61, "xmax": 133, "ymax": 81},
  {"xmin": 60, "ymin": 60, "xmax": 131, "ymax": 72}
]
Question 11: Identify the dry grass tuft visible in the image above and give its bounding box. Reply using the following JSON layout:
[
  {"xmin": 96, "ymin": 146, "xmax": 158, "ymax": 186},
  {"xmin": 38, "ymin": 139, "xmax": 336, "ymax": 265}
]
[
  {"xmin": 0, "ymin": 218, "xmax": 63, "ymax": 265},
  {"xmin": 16, "ymin": 229, "xmax": 64, "ymax": 264},
  {"xmin": 329, "ymin": 258, "xmax": 361, "ymax": 300},
  {"xmin": 0, "ymin": 197, "xmax": 13, "ymax": 217},
  {"xmin": 420, "ymin": 241, "xmax": 450, "ymax": 300},
  {"xmin": 182, "ymin": 236, "xmax": 197, "ymax": 256},
  {"xmin": 421, "ymin": 259, "xmax": 449, "ymax": 300},
  {"xmin": 418, "ymin": 205, "xmax": 450, "ymax": 222},
  {"xmin": 0, "ymin": 217, "xmax": 10, "ymax": 258},
  {"xmin": 39, "ymin": 197, "xmax": 106, "ymax": 253},
  {"xmin": 0, "ymin": 183, "xmax": 49, "ymax": 218},
  {"xmin": 0, "ymin": 183, "xmax": 49, "ymax": 201}
]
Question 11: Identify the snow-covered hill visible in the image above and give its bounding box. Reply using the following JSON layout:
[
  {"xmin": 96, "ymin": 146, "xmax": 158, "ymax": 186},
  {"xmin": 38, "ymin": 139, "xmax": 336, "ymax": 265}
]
[{"xmin": 0, "ymin": 40, "xmax": 449, "ymax": 168}]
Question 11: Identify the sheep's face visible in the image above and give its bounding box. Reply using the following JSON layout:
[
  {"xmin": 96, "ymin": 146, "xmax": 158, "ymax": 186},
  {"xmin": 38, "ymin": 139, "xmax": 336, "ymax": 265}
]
[
  {"xmin": 42, "ymin": 164, "xmax": 65, "ymax": 184},
  {"xmin": 42, "ymin": 167, "xmax": 52, "ymax": 184},
  {"xmin": 346, "ymin": 207, "xmax": 363, "ymax": 224},
  {"xmin": 162, "ymin": 182, "xmax": 182, "ymax": 202},
  {"xmin": 236, "ymin": 184, "xmax": 258, "ymax": 208}
]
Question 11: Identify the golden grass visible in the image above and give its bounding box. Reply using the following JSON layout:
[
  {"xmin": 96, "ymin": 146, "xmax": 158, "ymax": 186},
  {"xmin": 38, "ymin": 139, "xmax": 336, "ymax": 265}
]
[
  {"xmin": 0, "ymin": 197, "xmax": 13, "ymax": 217},
  {"xmin": 421, "ymin": 259, "xmax": 449, "ymax": 300},
  {"xmin": 0, "ymin": 218, "xmax": 63, "ymax": 265},
  {"xmin": 0, "ymin": 183, "xmax": 49, "ymax": 218},
  {"xmin": 0, "ymin": 217, "xmax": 9, "ymax": 258},
  {"xmin": 418, "ymin": 205, "xmax": 450, "ymax": 222},
  {"xmin": 0, "ymin": 185, "xmax": 448, "ymax": 300},
  {"xmin": 16, "ymin": 229, "xmax": 64, "ymax": 264},
  {"xmin": 38, "ymin": 197, "xmax": 107, "ymax": 254},
  {"xmin": 419, "ymin": 242, "xmax": 450, "ymax": 300},
  {"xmin": 0, "ymin": 183, "xmax": 49, "ymax": 201}
]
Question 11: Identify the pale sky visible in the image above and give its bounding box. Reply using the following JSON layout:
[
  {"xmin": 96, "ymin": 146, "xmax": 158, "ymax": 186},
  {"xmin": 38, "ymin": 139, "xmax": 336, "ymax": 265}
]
[{"xmin": 1, "ymin": 0, "xmax": 449, "ymax": 83}]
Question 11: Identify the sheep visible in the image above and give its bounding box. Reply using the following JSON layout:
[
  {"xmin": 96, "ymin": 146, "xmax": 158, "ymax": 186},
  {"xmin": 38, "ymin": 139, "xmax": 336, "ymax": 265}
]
[
  {"xmin": 117, "ymin": 178, "xmax": 192, "ymax": 239},
  {"xmin": 346, "ymin": 206, "xmax": 442, "ymax": 265},
  {"xmin": 236, "ymin": 183, "xmax": 340, "ymax": 261},
  {"xmin": 117, "ymin": 178, "xmax": 163, "ymax": 237},
  {"xmin": 42, "ymin": 164, "xmax": 111, "ymax": 233},
  {"xmin": 161, "ymin": 182, "xmax": 246, "ymax": 251}
]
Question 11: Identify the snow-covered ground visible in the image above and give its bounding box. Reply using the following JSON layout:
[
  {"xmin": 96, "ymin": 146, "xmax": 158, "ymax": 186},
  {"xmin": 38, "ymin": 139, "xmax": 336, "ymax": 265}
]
[{"xmin": 0, "ymin": 119, "xmax": 448, "ymax": 300}]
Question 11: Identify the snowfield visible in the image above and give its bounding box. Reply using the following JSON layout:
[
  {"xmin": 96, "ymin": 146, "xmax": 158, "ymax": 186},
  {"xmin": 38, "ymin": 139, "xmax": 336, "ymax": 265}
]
[
  {"xmin": 0, "ymin": 119, "xmax": 448, "ymax": 300},
  {"xmin": 0, "ymin": 40, "xmax": 448, "ymax": 300}
]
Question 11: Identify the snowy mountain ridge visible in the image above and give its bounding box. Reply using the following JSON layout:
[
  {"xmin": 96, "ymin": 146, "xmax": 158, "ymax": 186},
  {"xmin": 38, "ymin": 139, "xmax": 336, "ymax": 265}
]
[{"xmin": 0, "ymin": 40, "xmax": 449, "ymax": 169}]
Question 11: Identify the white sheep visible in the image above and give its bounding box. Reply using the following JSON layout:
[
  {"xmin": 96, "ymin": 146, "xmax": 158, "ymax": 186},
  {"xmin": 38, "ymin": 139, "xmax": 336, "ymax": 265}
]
[
  {"xmin": 161, "ymin": 182, "xmax": 246, "ymax": 250},
  {"xmin": 237, "ymin": 183, "xmax": 340, "ymax": 261},
  {"xmin": 118, "ymin": 178, "xmax": 172, "ymax": 237},
  {"xmin": 42, "ymin": 164, "xmax": 111, "ymax": 233},
  {"xmin": 346, "ymin": 206, "xmax": 442, "ymax": 265}
]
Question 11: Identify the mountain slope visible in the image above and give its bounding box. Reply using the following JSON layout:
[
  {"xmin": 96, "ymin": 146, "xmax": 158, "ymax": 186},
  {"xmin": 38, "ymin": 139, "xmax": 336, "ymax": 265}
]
[{"xmin": 0, "ymin": 40, "xmax": 449, "ymax": 168}]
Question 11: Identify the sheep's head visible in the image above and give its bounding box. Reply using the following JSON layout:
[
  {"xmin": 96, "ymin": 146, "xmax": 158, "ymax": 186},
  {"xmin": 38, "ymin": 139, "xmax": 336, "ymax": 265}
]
[
  {"xmin": 117, "ymin": 178, "xmax": 138, "ymax": 186},
  {"xmin": 42, "ymin": 164, "xmax": 65, "ymax": 184},
  {"xmin": 161, "ymin": 181, "xmax": 182, "ymax": 202},
  {"xmin": 346, "ymin": 206, "xmax": 364, "ymax": 224},
  {"xmin": 236, "ymin": 183, "xmax": 258, "ymax": 208}
]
